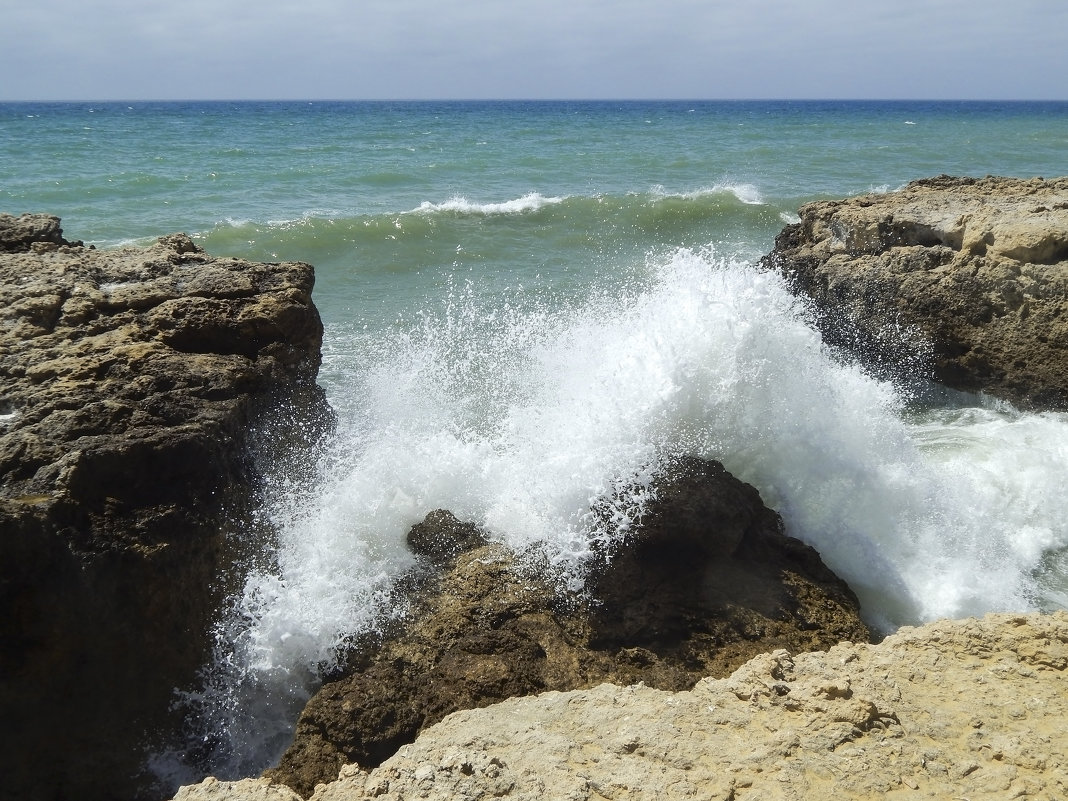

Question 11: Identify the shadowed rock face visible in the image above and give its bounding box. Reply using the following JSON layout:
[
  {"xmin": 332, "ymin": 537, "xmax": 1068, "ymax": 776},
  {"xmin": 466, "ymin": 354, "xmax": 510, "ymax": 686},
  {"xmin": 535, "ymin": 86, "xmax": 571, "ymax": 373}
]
[
  {"xmin": 0, "ymin": 216, "xmax": 330, "ymax": 801},
  {"xmin": 761, "ymin": 175, "xmax": 1068, "ymax": 410},
  {"xmin": 266, "ymin": 456, "xmax": 869, "ymax": 798}
]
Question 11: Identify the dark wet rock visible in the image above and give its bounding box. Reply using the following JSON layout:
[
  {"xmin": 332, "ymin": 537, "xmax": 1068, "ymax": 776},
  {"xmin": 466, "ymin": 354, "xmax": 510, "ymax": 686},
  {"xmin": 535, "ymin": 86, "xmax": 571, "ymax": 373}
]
[
  {"xmin": 406, "ymin": 508, "xmax": 488, "ymax": 564},
  {"xmin": 266, "ymin": 456, "xmax": 869, "ymax": 798},
  {"xmin": 0, "ymin": 221, "xmax": 329, "ymax": 801},
  {"xmin": 761, "ymin": 175, "xmax": 1068, "ymax": 410},
  {"xmin": 586, "ymin": 457, "xmax": 868, "ymax": 674}
]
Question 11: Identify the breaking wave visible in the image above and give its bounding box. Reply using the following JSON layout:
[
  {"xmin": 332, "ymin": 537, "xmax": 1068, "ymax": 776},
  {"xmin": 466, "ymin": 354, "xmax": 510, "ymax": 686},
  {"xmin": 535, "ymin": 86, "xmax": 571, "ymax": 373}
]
[{"xmin": 155, "ymin": 244, "xmax": 1068, "ymax": 787}]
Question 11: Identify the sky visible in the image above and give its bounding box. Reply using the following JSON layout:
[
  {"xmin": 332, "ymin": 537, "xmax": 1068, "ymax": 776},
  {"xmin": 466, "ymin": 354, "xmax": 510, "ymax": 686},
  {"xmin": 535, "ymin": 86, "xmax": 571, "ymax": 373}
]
[{"xmin": 2, "ymin": 0, "xmax": 1066, "ymax": 101}]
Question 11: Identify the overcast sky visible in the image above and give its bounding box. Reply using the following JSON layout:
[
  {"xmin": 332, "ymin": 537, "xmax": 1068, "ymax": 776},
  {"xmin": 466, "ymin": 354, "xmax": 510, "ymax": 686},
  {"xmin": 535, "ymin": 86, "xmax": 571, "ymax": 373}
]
[{"xmin": 3, "ymin": 0, "xmax": 1065, "ymax": 101}]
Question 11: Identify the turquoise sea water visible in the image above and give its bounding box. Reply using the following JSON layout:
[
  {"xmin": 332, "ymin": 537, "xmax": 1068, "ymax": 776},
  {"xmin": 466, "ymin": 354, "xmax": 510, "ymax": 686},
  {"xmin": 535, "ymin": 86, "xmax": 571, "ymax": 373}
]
[
  {"xmin": 4, "ymin": 100, "xmax": 1068, "ymax": 783},
  {"xmin": 5, "ymin": 100, "xmax": 1068, "ymax": 324}
]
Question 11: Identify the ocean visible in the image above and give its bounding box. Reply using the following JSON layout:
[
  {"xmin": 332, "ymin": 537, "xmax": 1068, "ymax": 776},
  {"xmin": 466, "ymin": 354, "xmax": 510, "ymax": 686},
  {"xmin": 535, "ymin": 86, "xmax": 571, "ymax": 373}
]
[{"xmin": 3, "ymin": 99, "xmax": 1068, "ymax": 783}]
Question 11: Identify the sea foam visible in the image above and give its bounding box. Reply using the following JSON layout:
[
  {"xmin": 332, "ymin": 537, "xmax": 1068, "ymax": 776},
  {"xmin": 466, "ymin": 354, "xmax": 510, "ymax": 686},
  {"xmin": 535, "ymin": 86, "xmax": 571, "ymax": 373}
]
[{"xmin": 309, "ymin": 244, "xmax": 1068, "ymax": 629}]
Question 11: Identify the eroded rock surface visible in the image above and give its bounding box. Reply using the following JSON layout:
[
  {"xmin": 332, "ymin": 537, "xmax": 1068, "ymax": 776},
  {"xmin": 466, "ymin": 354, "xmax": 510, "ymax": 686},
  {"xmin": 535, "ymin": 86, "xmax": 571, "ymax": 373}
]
[
  {"xmin": 176, "ymin": 612, "xmax": 1068, "ymax": 801},
  {"xmin": 265, "ymin": 456, "xmax": 869, "ymax": 797},
  {"xmin": 762, "ymin": 175, "xmax": 1068, "ymax": 409},
  {"xmin": 0, "ymin": 215, "xmax": 329, "ymax": 801}
]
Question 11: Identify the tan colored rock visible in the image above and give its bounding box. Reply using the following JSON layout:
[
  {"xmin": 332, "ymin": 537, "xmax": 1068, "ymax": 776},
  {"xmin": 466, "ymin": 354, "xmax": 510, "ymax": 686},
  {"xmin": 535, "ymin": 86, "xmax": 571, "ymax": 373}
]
[
  {"xmin": 174, "ymin": 777, "xmax": 304, "ymax": 801},
  {"xmin": 175, "ymin": 612, "xmax": 1068, "ymax": 801},
  {"xmin": 762, "ymin": 175, "xmax": 1068, "ymax": 410}
]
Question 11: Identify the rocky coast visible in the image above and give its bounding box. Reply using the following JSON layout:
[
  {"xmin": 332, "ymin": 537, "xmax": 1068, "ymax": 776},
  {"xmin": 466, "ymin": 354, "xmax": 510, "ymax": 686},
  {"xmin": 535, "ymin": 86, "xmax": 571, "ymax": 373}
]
[
  {"xmin": 4, "ymin": 174, "xmax": 1067, "ymax": 801},
  {"xmin": 175, "ymin": 611, "xmax": 1068, "ymax": 801},
  {"xmin": 264, "ymin": 456, "xmax": 870, "ymax": 797}
]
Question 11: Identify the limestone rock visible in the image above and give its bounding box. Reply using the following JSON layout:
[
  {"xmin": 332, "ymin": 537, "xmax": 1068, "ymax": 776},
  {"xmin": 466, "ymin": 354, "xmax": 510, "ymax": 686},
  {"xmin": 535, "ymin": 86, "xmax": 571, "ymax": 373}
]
[
  {"xmin": 265, "ymin": 456, "xmax": 868, "ymax": 797},
  {"xmin": 174, "ymin": 777, "xmax": 304, "ymax": 801},
  {"xmin": 0, "ymin": 221, "xmax": 329, "ymax": 801},
  {"xmin": 178, "ymin": 612, "xmax": 1068, "ymax": 801},
  {"xmin": 762, "ymin": 175, "xmax": 1068, "ymax": 410}
]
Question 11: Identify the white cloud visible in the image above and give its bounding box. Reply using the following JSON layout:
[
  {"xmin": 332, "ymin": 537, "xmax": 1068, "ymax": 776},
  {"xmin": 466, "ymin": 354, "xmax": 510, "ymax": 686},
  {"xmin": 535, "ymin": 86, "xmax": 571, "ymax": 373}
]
[{"xmin": 1, "ymin": 0, "xmax": 1065, "ymax": 99}]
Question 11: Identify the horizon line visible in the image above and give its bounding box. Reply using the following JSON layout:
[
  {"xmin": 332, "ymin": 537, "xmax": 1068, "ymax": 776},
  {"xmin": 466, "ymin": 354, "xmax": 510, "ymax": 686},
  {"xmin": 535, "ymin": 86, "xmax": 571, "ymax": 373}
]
[{"xmin": 3, "ymin": 97, "xmax": 1068, "ymax": 105}]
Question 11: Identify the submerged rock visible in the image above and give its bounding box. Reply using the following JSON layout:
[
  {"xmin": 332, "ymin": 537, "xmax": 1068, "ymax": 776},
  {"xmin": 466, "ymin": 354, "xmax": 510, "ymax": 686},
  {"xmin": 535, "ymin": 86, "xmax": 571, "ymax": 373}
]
[
  {"xmin": 177, "ymin": 611, "xmax": 1068, "ymax": 801},
  {"xmin": 265, "ymin": 456, "xmax": 868, "ymax": 798},
  {"xmin": 0, "ymin": 217, "xmax": 329, "ymax": 801},
  {"xmin": 762, "ymin": 175, "xmax": 1068, "ymax": 410}
]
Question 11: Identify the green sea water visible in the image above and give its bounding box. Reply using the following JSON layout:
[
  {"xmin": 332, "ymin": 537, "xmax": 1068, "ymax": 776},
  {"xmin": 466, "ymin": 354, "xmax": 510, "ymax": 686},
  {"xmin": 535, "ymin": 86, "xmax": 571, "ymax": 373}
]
[{"xmin": 4, "ymin": 100, "xmax": 1068, "ymax": 785}]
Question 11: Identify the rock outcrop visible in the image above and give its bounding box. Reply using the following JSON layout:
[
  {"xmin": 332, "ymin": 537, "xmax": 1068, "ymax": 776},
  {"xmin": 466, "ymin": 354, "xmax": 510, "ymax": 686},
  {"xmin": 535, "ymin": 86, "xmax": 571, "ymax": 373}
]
[
  {"xmin": 762, "ymin": 176, "xmax": 1068, "ymax": 410},
  {"xmin": 265, "ymin": 456, "xmax": 869, "ymax": 798},
  {"xmin": 0, "ymin": 215, "xmax": 329, "ymax": 801},
  {"xmin": 0, "ymin": 211, "xmax": 82, "ymax": 252},
  {"xmin": 174, "ymin": 611, "xmax": 1068, "ymax": 801}
]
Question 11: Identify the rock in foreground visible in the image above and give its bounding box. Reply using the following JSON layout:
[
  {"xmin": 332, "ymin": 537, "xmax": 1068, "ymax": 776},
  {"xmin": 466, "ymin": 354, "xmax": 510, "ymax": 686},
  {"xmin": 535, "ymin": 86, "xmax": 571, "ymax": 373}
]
[
  {"xmin": 265, "ymin": 456, "xmax": 869, "ymax": 797},
  {"xmin": 763, "ymin": 176, "xmax": 1068, "ymax": 410},
  {"xmin": 0, "ymin": 216, "xmax": 328, "ymax": 801},
  {"xmin": 176, "ymin": 611, "xmax": 1068, "ymax": 801}
]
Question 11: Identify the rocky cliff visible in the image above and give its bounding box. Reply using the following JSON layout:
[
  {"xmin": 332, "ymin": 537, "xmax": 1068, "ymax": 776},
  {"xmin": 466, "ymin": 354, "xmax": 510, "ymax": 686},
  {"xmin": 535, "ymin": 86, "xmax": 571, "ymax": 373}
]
[
  {"xmin": 761, "ymin": 176, "xmax": 1068, "ymax": 410},
  {"xmin": 174, "ymin": 611, "xmax": 1068, "ymax": 801},
  {"xmin": 0, "ymin": 214, "xmax": 330, "ymax": 801}
]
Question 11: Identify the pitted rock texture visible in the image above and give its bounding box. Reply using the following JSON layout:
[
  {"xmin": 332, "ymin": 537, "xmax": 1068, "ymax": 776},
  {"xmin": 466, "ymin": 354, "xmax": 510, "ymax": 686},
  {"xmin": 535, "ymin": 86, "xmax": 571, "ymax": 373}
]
[
  {"xmin": 762, "ymin": 175, "xmax": 1068, "ymax": 410},
  {"xmin": 0, "ymin": 216, "xmax": 328, "ymax": 801},
  {"xmin": 265, "ymin": 456, "xmax": 869, "ymax": 798},
  {"xmin": 175, "ymin": 612, "xmax": 1068, "ymax": 801}
]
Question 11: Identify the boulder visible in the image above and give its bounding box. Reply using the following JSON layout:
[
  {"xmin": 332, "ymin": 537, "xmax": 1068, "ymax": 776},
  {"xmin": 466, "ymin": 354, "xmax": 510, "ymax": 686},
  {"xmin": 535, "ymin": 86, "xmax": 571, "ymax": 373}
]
[
  {"xmin": 265, "ymin": 456, "xmax": 869, "ymax": 798},
  {"xmin": 0, "ymin": 212, "xmax": 77, "ymax": 252},
  {"xmin": 0, "ymin": 217, "xmax": 329, "ymax": 801},
  {"xmin": 761, "ymin": 175, "xmax": 1068, "ymax": 410},
  {"xmin": 176, "ymin": 611, "xmax": 1068, "ymax": 801}
]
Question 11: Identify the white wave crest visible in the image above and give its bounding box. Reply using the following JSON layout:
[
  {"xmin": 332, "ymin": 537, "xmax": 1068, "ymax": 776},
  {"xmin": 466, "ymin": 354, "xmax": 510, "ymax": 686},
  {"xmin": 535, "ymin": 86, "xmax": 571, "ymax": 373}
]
[
  {"xmin": 411, "ymin": 192, "xmax": 566, "ymax": 216},
  {"xmin": 234, "ymin": 245, "xmax": 1068, "ymax": 668},
  {"xmin": 647, "ymin": 183, "xmax": 765, "ymax": 205}
]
